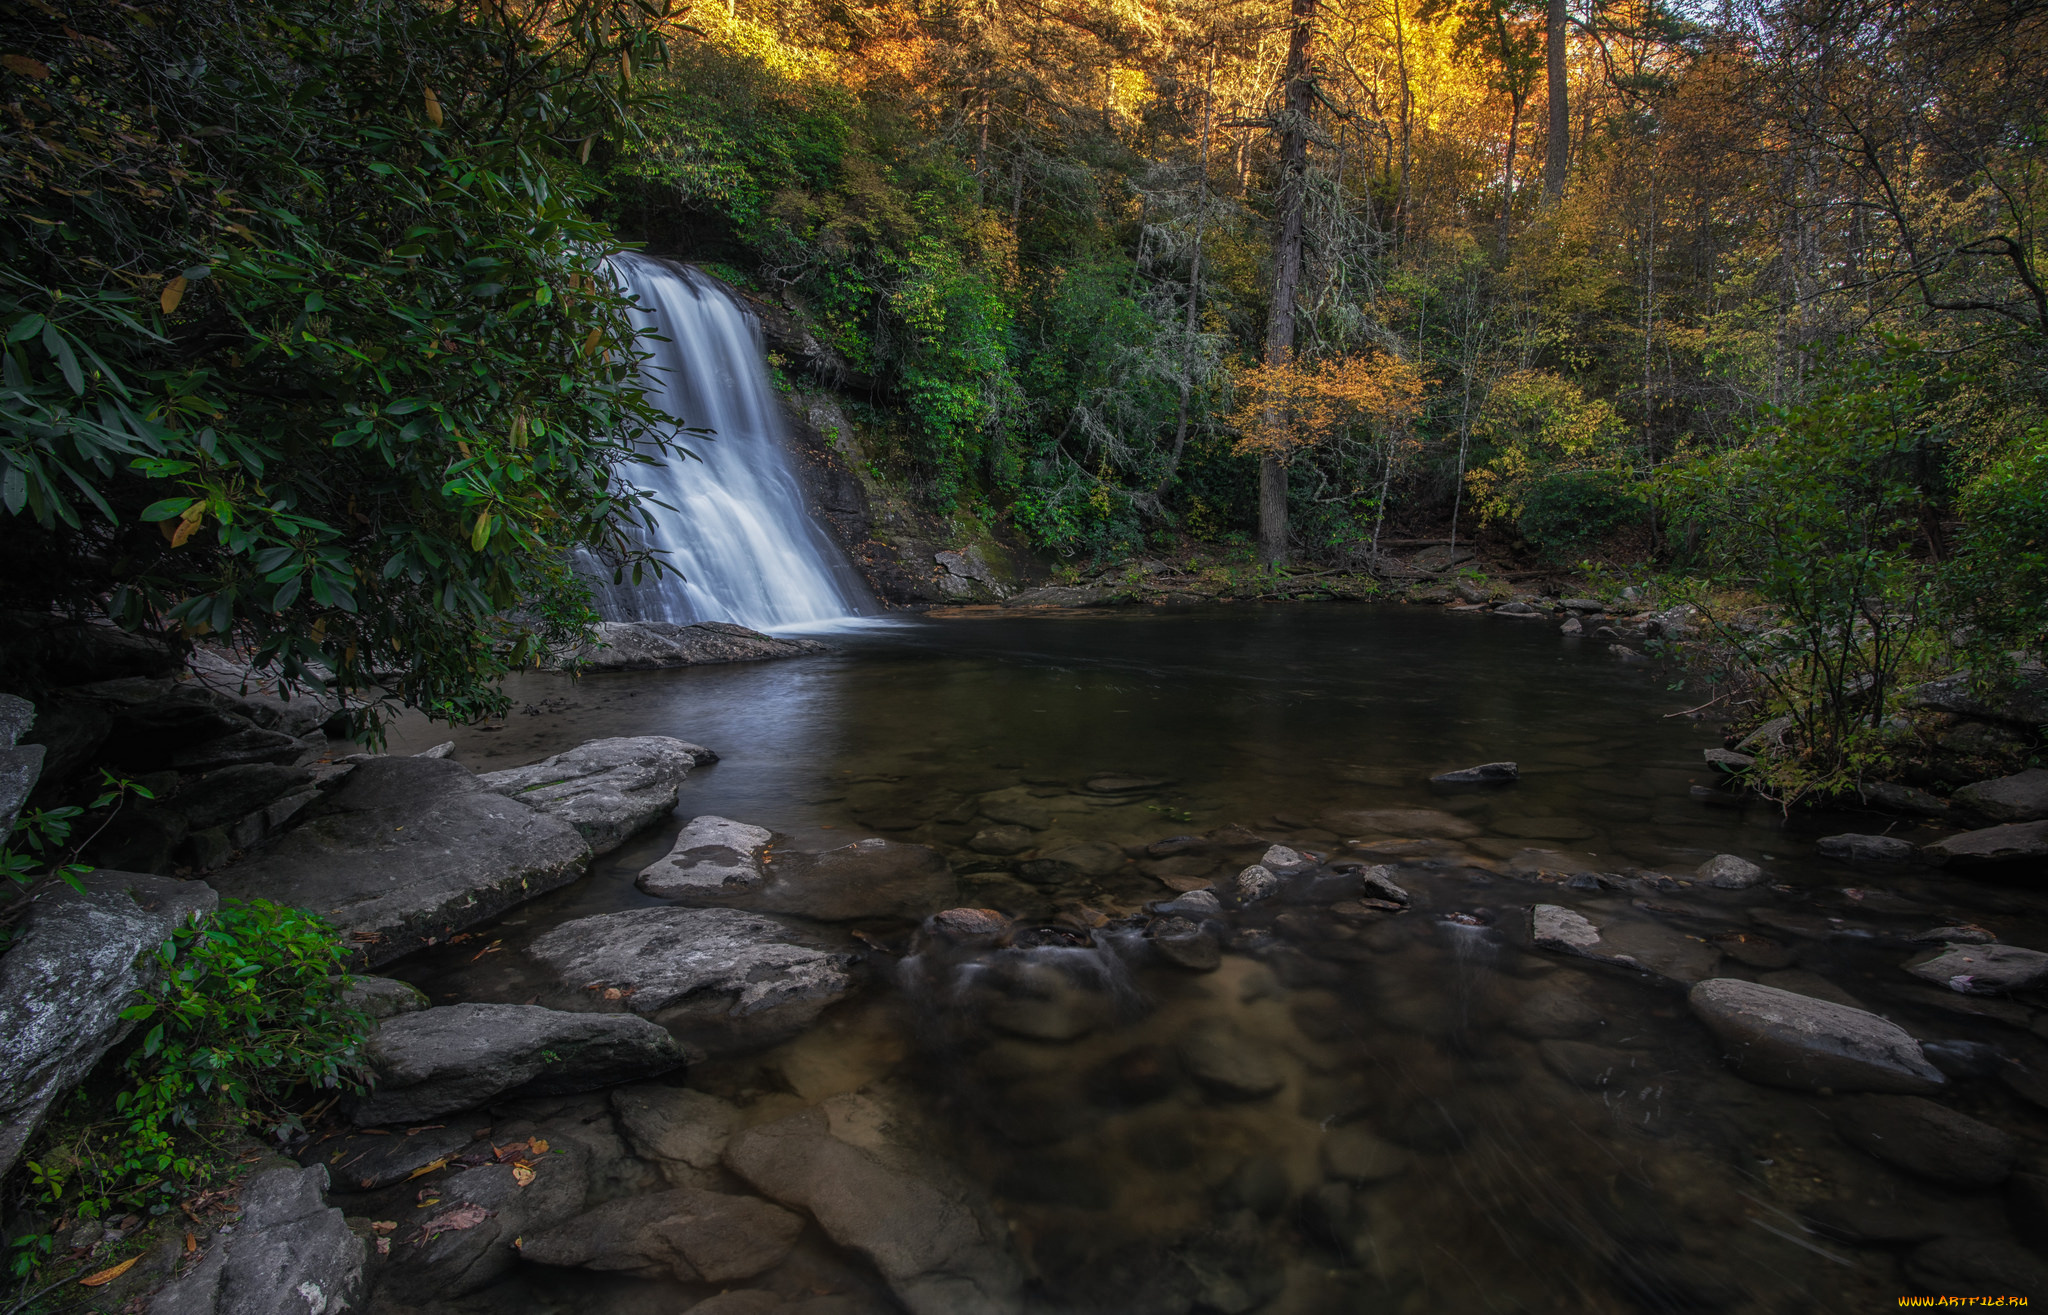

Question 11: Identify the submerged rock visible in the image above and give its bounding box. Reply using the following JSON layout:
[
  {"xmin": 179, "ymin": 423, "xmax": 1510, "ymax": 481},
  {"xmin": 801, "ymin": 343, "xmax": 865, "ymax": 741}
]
[
  {"xmin": 1816, "ymin": 833, "xmax": 1915, "ymax": 866},
  {"xmin": 212, "ymin": 755, "xmax": 588, "ymax": 967},
  {"xmin": 1834, "ymin": 1094, "xmax": 2017, "ymax": 1188},
  {"xmin": 723, "ymin": 1091, "xmax": 1026, "ymax": 1315},
  {"xmin": 147, "ymin": 1165, "xmax": 362, "ymax": 1315},
  {"xmin": 0, "ymin": 870, "xmax": 216, "ymax": 1179},
  {"xmin": 659, "ymin": 836, "xmax": 957, "ymax": 923},
  {"xmin": 527, "ymin": 906, "xmax": 860, "ymax": 1054},
  {"xmin": 517, "ymin": 1187, "xmax": 804, "ymax": 1284},
  {"xmin": 1904, "ymin": 942, "xmax": 2048, "ymax": 995},
  {"xmin": 637, "ymin": 814, "xmax": 774, "ymax": 898},
  {"xmin": 352, "ymin": 1002, "xmax": 683, "ymax": 1124},
  {"xmin": 1687, "ymin": 978, "xmax": 1945, "ymax": 1094},
  {"xmin": 569, "ymin": 620, "xmax": 828, "ymax": 671},
  {"xmin": 478, "ymin": 736, "xmax": 711, "ymax": 855},
  {"xmin": 1178, "ymin": 1021, "xmax": 1284, "ymax": 1099},
  {"xmin": 1320, "ymin": 807, "xmax": 1479, "ymax": 839},
  {"xmin": 612, "ymin": 1084, "xmax": 744, "ymax": 1188},
  {"xmin": 1696, "ymin": 853, "xmax": 1766, "ymax": 889},
  {"xmin": 1320, "ymin": 1127, "xmax": 1411, "ymax": 1183}
]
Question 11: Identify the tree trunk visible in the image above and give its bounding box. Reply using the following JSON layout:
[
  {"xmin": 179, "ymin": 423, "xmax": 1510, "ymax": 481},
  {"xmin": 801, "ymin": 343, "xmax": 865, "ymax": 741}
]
[
  {"xmin": 1497, "ymin": 92, "xmax": 1523, "ymax": 257},
  {"xmin": 1392, "ymin": 0, "xmax": 1413, "ymax": 229},
  {"xmin": 1260, "ymin": 0, "xmax": 1317, "ymax": 568},
  {"xmin": 1160, "ymin": 47, "xmax": 1217, "ymax": 501},
  {"xmin": 1543, "ymin": 0, "xmax": 1567, "ymax": 201}
]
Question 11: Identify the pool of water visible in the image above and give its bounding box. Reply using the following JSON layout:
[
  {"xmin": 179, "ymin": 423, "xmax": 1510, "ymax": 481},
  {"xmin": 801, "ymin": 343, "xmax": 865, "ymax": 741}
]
[{"xmin": 376, "ymin": 604, "xmax": 2048, "ymax": 1313}]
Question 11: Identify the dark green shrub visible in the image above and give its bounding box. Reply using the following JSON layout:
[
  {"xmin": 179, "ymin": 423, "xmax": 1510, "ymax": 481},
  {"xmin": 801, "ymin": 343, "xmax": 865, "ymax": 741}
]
[{"xmin": 1516, "ymin": 469, "xmax": 1646, "ymax": 560}]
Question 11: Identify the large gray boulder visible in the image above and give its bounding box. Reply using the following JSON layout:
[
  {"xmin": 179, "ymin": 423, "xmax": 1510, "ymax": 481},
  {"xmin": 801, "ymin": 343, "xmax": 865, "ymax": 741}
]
[
  {"xmin": 478, "ymin": 736, "xmax": 714, "ymax": 856},
  {"xmin": 0, "ymin": 871, "xmax": 216, "ymax": 1178},
  {"xmin": 516, "ymin": 1187, "xmax": 804, "ymax": 1283},
  {"xmin": 351, "ymin": 1002, "xmax": 684, "ymax": 1125},
  {"xmin": 0, "ymin": 692, "xmax": 40, "ymax": 832},
  {"xmin": 1687, "ymin": 978, "xmax": 1946, "ymax": 1094},
  {"xmin": 528, "ymin": 907, "xmax": 861, "ymax": 1055},
  {"xmin": 1955, "ymin": 769, "xmax": 2048, "ymax": 823},
  {"xmin": 212, "ymin": 756, "xmax": 588, "ymax": 967},
  {"xmin": 569, "ymin": 621, "xmax": 827, "ymax": 671},
  {"xmin": 366, "ymin": 1138, "xmax": 592, "ymax": 1299},
  {"xmin": 1906, "ymin": 669, "xmax": 2048, "ymax": 729},
  {"xmin": 637, "ymin": 815, "xmax": 773, "ymax": 898},
  {"xmin": 724, "ymin": 1091, "xmax": 1025, "ymax": 1315},
  {"xmin": 1923, "ymin": 820, "xmax": 2048, "ymax": 867},
  {"xmin": 612, "ymin": 1084, "xmax": 744, "ymax": 1188},
  {"xmin": 147, "ymin": 1165, "xmax": 363, "ymax": 1315},
  {"xmin": 644, "ymin": 834, "xmax": 957, "ymax": 924},
  {"xmin": 1904, "ymin": 942, "xmax": 2048, "ymax": 995}
]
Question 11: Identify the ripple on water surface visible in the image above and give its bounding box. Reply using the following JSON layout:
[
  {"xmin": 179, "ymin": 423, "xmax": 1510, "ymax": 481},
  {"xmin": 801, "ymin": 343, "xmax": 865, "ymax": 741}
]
[{"xmin": 371, "ymin": 605, "xmax": 2046, "ymax": 1313}]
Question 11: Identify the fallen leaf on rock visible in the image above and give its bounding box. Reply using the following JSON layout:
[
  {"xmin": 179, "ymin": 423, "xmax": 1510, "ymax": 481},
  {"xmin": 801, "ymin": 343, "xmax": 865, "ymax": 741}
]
[
  {"xmin": 376, "ymin": 1237, "xmax": 390, "ymax": 1256},
  {"xmin": 405, "ymin": 1157, "xmax": 449, "ymax": 1180},
  {"xmin": 79, "ymin": 1255, "xmax": 142, "ymax": 1286},
  {"xmin": 415, "ymin": 1202, "xmax": 492, "ymax": 1245},
  {"xmin": 183, "ymin": 1233, "xmax": 197, "ymax": 1253},
  {"xmin": 511, "ymin": 1165, "xmax": 535, "ymax": 1187},
  {"xmin": 528, "ymin": 1138, "xmax": 548, "ymax": 1154}
]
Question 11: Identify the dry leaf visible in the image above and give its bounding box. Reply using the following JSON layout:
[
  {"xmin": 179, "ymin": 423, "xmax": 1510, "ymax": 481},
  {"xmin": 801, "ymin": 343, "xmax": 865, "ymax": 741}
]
[
  {"xmin": 527, "ymin": 1138, "xmax": 548, "ymax": 1154},
  {"xmin": 369, "ymin": 1221, "xmax": 398, "ymax": 1234},
  {"xmin": 581, "ymin": 326, "xmax": 603, "ymax": 356},
  {"xmin": 511, "ymin": 1164, "xmax": 535, "ymax": 1187},
  {"xmin": 160, "ymin": 274, "xmax": 188, "ymax": 314},
  {"xmin": 417, "ymin": 1202, "xmax": 492, "ymax": 1244},
  {"xmin": 183, "ymin": 1233, "xmax": 197, "ymax": 1254},
  {"xmin": 2, "ymin": 54, "xmax": 51, "ymax": 80},
  {"xmin": 422, "ymin": 86, "xmax": 443, "ymax": 128},
  {"xmin": 405, "ymin": 1157, "xmax": 449, "ymax": 1180},
  {"xmin": 376, "ymin": 1237, "xmax": 391, "ymax": 1256},
  {"xmin": 602, "ymin": 987, "xmax": 622, "ymax": 1001},
  {"xmin": 79, "ymin": 1254, "xmax": 142, "ymax": 1287}
]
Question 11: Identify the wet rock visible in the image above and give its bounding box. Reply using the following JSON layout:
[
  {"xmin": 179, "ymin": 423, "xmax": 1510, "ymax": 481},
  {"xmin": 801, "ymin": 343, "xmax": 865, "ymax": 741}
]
[
  {"xmin": 1956, "ymin": 769, "xmax": 2048, "ymax": 823},
  {"xmin": 1863, "ymin": 781, "xmax": 1952, "ymax": 818},
  {"xmin": 1357, "ymin": 866, "xmax": 1410, "ymax": 905},
  {"xmin": 2009, "ymin": 1172, "xmax": 2048, "ymax": 1250},
  {"xmin": 1085, "ymin": 774, "xmax": 1172, "ymax": 794},
  {"xmin": 170, "ymin": 763, "xmax": 315, "ymax": 833},
  {"xmin": 652, "ymin": 835, "xmax": 957, "ymax": 924},
  {"xmin": 1260, "ymin": 843, "xmax": 1312, "ymax": 871},
  {"xmin": 1177, "ymin": 1021, "xmax": 1283, "ymax": 1099},
  {"xmin": 1531, "ymin": 903, "xmax": 1602, "ymax": 953},
  {"xmin": 0, "ymin": 870, "xmax": 216, "ymax": 1179},
  {"xmin": 1703, "ymin": 748, "xmax": 1754, "ymax": 771},
  {"xmin": 1507, "ymin": 990, "xmax": 1605, "ymax": 1039},
  {"xmin": 1755, "ymin": 969, "xmax": 1865, "ymax": 1009},
  {"xmin": 611, "ymin": 1085, "xmax": 742, "ymax": 1188},
  {"xmin": 147, "ymin": 1166, "xmax": 362, "ymax": 1315},
  {"xmin": 1711, "ymin": 931, "xmax": 1798, "ymax": 969},
  {"xmin": 1321, "ymin": 807, "xmax": 1480, "ymax": 839},
  {"xmin": 1904, "ymin": 942, "xmax": 2048, "ymax": 995},
  {"xmin": 923, "ymin": 907, "xmax": 1013, "ymax": 947},
  {"xmin": 352, "ymin": 1003, "xmax": 684, "ymax": 1124},
  {"xmin": 528, "ymin": 906, "xmax": 859, "ymax": 1054},
  {"xmin": 1320, "ymin": 1127, "xmax": 1411, "ymax": 1182},
  {"xmin": 516, "ymin": 1186, "xmax": 803, "ymax": 1283},
  {"xmin": 1234, "ymin": 864, "xmax": 1280, "ymax": 903},
  {"xmin": 340, "ymin": 974, "xmax": 427, "ymax": 1020},
  {"xmin": 1696, "ymin": 853, "xmax": 1766, "ymax": 889},
  {"xmin": 1528, "ymin": 904, "xmax": 1719, "ymax": 983},
  {"xmin": 724, "ymin": 1092, "xmax": 1025, "ymax": 1315},
  {"xmin": 1908, "ymin": 669, "xmax": 2048, "ymax": 729},
  {"xmin": 1803, "ymin": 1199, "xmax": 1950, "ymax": 1246},
  {"xmin": 477, "ymin": 736, "xmax": 708, "ymax": 856},
  {"xmin": 1028, "ymin": 840, "xmax": 1128, "ymax": 879},
  {"xmin": 1834, "ymin": 1095, "xmax": 2017, "ymax": 1188},
  {"xmin": 1906, "ymin": 1237, "xmax": 2048, "ymax": 1301},
  {"xmin": 1687, "ymin": 978, "xmax": 1946, "ymax": 1094},
  {"xmin": 1430, "ymin": 761, "xmax": 1518, "ymax": 785},
  {"xmin": 312, "ymin": 1123, "xmax": 479, "ymax": 1192},
  {"xmin": 1921, "ymin": 1039, "xmax": 2009, "ymax": 1080},
  {"xmin": 969, "ymin": 825, "xmax": 1036, "ymax": 856},
  {"xmin": 1148, "ymin": 917, "xmax": 1222, "ymax": 972},
  {"xmin": 1925, "ymin": 820, "xmax": 2048, "ymax": 867},
  {"xmin": 636, "ymin": 815, "xmax": 773, "ymax": 898},
  {"xmin": 1154, "ymin": 889, "xmax": 1221, "ymax": 919},
  {"xmin": 569, "ymin": 620, "xmax": 827, "ymax": 671},
  {"xmin": 369, "ymin": 1138, "xmax": 591, "ymax": 1299},
  {"xmin": 1816, "ymin": 833, "xmax": 1915, "ymax": 866},
  {"xmin": 212, "ymin": 756, "xmax": 588, "ymax": 967},
  {"xmin": 1909, "ymin": 923, "xmax": 1995, "ymax": 945}
]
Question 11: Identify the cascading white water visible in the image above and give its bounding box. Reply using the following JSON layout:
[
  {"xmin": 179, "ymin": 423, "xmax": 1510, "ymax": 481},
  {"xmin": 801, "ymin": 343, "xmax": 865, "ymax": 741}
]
[{"xmin": 587, "ymin": 253, "xmax": 874, "ymax": 631}]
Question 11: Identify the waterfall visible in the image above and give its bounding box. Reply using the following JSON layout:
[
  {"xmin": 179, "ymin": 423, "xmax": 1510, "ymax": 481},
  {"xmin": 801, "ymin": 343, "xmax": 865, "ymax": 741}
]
[{"xmin": 586, "ymin": 253, "xmax": 875, "ymax": 631}]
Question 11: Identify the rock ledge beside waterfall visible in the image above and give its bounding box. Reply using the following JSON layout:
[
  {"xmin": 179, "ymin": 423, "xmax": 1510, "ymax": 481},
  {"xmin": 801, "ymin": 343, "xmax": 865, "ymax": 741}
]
[{"xmin": 561, "ymin": 621, "xmax": 829, "ymax": 672}]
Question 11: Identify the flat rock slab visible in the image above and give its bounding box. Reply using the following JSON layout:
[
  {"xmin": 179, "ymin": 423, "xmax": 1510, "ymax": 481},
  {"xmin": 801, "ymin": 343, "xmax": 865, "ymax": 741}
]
[
  {"xmin": 1834, "ymin": 1094, "xmax": 2017, "ymax": 1188},
  {"xmin": 147, "ymin": 1165, "xmax": 363, "ymax": 1315},
  {"xmin": 528, "ymin": 906, "xmax": 861, "ymax": 1055},
  {"xmin": 353, "ymin": 1002, "xmax": 683, "ymax": 1125},
  {"xmin": 1816, "ymin": 834, "xmax": 1915, "ymax": 866},
  {"xmin": 1955, "ymin": 769, "xmax": 2048, "ymax": 823},
  {"xmin": 613, "ymin": 1085, "xmax": 744, "ymax": 1188},
  {"xmin": 1687, "ymin": 978, "xmax": 1945, "ymax": 1094},
  {"xmin": 647, "ymin": 835, "xmax": 957, "ymax": 924},
  {"xmin": 1924, "ymin": 820, "xmax": 2048, "ymax": 867},
  {"xmin": 570, "ymin": 621, "xmax": 828, "ymax": 671},
  {"xmin": 638, "ymin": 815, "xmax": 774, "ymax": 898},
  {"xmin": 1905, "ymin": 942, "xmax": 2048, "ymax": 995},
  {"xmin": 1430, "ymin": 762, "xmax": 1518, "ymax": 785},
  {"xmin": 368, "ymin": 1139, "xmax": 592, "ymax": 1299},
  {"xmin": 312, "ymin": 1122, "xmax": 481, "ymax": 1193},
  {"xmin": 1178, "ymin": 1021, "xmax": 1284, "ymax": 1099},
  {"xmin": 479, "ymin": 736, "xmax": 712, "ymax": 855},
  {"xmin": 517, "ymin": 1187, "xmax": 803, "ymax": 1284},
  {"xmin": 0, "ymin": 870, "xmax": 216, "ymax": 1179},
  {"xmin": 724, "ymin": 1092, "xmax": 1025, "ymax": 1315},
  {"xmin": 213, "ymin": 756, "xmax": 589, "ymax": 967},
  {"xmin": 1528, "ymin": 904, "xmax": 1720, "ymax": 983}
]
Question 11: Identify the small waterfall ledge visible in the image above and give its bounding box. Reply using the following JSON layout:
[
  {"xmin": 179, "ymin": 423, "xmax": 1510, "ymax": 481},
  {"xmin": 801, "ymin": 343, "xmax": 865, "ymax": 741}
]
[{"xmin": 586, "ymin": 254, "xmax": 875, "ymax": 632}]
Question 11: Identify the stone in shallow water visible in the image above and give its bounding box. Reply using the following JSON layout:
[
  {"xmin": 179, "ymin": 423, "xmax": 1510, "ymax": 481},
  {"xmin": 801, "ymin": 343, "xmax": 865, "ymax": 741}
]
[
  {"xmin": 924, "ymin": 907, "xmax": 1012, "ymax": 946},
  {"xmin": 1816, "ymin": 833, "xmax": 1915, "ymax": 866},
  {"xmin": 352, "ymin": 1003, "xmax": 684, "ymax": 1125},
  {"xmin": 1320, "ymin": 807, "xmax": 1480, "ymax": 839},
  {"xmin": 1507, "ymin": 989, "xmax": 1605, "ymax": 1039},
  {"xmin": 516, "ymin": 1186, "xmax": 804, "ymax": 1284},
  {"xmin": 1539, "ymin": 1039, "xmax": 1647, "ymax": 1090},
  {"xmin": 611, "ymin": 1084, "xmax": 743, "ymax": 1188},
  {"xmin": 637, "ymin": 814, "xmax": 774, "ymax": 898},
  {"xmin": 1925, "ymin": 820, "xmax": 2048, "ymax": 866},
  {"xmin": 1430, "ymin": 761, "xmax": 1518, "ymax": 784},
  {"xmin": 338, "ymin": 974, "xmax": 426, "ymax": 1020},
  {"xmin": 1234, "ymin": 864, "xmax": 1280, "ymax": 903},
  {"xmin": 647, "ymin": 835, "xmax": 957, "ymax": 924},
  {"xmin": 1686, "ymin": 978, "xmax": 1945, "ymax": 1094},
  {"xmin": 527, "ymin": 906, "xmax": 860, "ymax": 1055},
  {"xmin": 1149, "ymin": 916, "xmax": 1222, "ymax": 972},
  {"xmin": 1320, "ymin": 1126, "xmax": 1411, "ymax": 1182},
  {"xmin": 968, "ymin": 825, "xmax": 1036, "ymax": 855},
  {"xmin": 1085, "ymin": 773, "xmax": 1173, "ymax": 793},
  {"xmin": 1696, "ymin": 853, "xmax": 1766, "ymax": 888},
  {"xmin": 1905, "ymin": 942, "xmax": 2048, "ymax": 995},
  {"xmin": 1834, "ymin": 1094, "xmax": 2017, "ymax": 1188},
  {"xmin": 1955, "ymin": 768, "xmax": 2048, "ymax": 823},
  {"xmin": 1178, "ymin": 1021, "xmax": 1283, "ymax": 1099}
]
